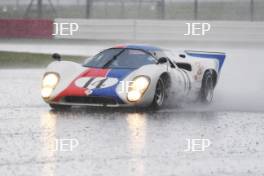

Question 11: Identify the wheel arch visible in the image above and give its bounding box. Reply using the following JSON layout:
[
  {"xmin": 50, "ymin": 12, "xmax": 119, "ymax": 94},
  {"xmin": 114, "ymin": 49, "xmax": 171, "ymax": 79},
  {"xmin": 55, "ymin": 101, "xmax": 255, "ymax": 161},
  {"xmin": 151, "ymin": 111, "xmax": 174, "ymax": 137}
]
[{"xmin": 159, "ymin": 72, "xmax": 171, "ymax": 88}]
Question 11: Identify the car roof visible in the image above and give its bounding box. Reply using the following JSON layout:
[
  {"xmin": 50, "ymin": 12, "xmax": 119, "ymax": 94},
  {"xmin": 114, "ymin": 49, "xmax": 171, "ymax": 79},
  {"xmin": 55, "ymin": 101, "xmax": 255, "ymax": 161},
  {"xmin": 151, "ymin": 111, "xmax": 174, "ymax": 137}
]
[{"xmin": 113, "ymin": 44, "xmax": 162, "ymax": 52}]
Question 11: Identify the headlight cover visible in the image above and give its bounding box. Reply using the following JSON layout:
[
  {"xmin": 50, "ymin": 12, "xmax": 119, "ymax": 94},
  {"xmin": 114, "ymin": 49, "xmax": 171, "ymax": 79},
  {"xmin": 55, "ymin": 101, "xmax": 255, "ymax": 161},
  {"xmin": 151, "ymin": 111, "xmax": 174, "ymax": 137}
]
[
  {"xmin": 41, "ymin": 73, "xmax": 59, "ymax": 98},
  {"xmin": 127, "ymin": 76, "xmax": 150, "ymax": 102}
]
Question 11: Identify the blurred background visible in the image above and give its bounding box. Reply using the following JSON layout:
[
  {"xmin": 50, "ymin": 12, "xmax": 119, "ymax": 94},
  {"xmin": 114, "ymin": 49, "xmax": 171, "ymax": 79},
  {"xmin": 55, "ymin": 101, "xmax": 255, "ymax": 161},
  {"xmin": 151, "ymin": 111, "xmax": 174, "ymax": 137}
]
[
  {"xmin": 0, "ymin": 0, "xmax": 263, "ymax": 21},
  {"xmin": 1, "ymin": 3, "xmax": 264, "ymax": 176},
  {"xmin": 0, "ymin": 0, "xmax": 264, "ymax": 66}
]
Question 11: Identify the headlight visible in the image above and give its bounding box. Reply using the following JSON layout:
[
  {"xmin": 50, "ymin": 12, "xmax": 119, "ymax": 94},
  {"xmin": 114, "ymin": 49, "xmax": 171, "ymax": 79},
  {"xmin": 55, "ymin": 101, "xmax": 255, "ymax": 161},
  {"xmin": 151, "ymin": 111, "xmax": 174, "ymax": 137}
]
[
  {"xmin": 41, "ymin": 87, "xmax": 54, "ymax": 98},
  {"xmin": 41, "ymin": 73, "xmax": 59, "ymax": 98},
  {"xmin": 42, "ymin": 73, "xmax": 59, "ymax": 87},
  {"xmin": 127, "ymin": 76, "xmax": 150, "ymax": 102}
]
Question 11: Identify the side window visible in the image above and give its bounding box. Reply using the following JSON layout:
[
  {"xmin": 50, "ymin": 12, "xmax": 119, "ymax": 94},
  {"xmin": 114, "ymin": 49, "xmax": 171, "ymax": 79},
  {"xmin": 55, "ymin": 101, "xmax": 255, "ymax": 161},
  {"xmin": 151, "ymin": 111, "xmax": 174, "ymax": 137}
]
[{"xmin": 109, "ymin": 49, "xmax": 156, "ymax": 68}]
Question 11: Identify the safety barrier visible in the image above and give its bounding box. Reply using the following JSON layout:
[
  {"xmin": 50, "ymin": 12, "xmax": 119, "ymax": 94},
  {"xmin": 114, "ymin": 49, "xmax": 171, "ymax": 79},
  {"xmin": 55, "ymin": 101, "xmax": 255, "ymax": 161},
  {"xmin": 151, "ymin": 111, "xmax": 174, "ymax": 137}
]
[
  {"xmin": 0, "ymin": 18, "xmax": 263, "ymax": 42},
  {"xmin": 0, "ymin": 19, "xmax": 53, "ymax": 39},
  {"xmin": 53, "ymin": 19, "xmax": 264, "ymax": 42}
]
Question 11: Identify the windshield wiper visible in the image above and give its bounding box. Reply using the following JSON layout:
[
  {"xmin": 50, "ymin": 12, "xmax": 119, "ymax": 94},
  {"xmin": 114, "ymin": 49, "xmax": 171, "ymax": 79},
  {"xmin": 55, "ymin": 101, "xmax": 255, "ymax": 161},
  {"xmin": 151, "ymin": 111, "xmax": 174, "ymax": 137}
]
[{"xmin": 102, "ymin": 49, "xmax": 125, "ymax": 68}]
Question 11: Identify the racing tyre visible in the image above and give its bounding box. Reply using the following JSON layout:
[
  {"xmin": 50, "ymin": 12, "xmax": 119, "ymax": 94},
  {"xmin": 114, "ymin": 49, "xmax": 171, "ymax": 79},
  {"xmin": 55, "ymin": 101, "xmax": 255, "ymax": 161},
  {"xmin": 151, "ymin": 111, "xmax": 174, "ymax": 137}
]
[
  {"xmin": 49, "ymin": 104, "xmax": 71, "ymax": 110},
  {"xmin": 200, "ymin": 70, "xmax": 214, "ymax": 104},
  {"xmin": 151, "ymin": 78, "xmax": 166, "ymax": 109}
]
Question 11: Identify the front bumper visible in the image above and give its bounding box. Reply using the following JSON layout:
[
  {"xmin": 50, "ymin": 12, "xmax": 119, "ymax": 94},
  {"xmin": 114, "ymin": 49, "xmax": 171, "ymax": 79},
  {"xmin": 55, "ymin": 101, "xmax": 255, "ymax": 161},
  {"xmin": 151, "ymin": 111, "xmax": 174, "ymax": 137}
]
[
  {"xmin": 47, "ymin": 101, "xmax": 134, "ymax": 107},
  {"xmin": 45, "ymin": 95, "xmax": 149, "ymax": 107}
]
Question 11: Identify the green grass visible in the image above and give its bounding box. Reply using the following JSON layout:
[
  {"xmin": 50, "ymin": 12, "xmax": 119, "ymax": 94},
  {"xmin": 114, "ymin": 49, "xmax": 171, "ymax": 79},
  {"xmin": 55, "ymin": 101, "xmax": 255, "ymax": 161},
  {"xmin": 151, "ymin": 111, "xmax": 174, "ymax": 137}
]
[{"xmin": 0, "ymin": 51, "xmax": 86, "ymax": 68}]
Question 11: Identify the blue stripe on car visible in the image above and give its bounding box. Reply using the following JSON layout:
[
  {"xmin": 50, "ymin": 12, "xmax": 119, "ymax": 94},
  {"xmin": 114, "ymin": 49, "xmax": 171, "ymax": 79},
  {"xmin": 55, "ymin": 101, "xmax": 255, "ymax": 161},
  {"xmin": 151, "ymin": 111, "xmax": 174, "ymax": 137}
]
[
  {"xmin": 90, "ymin": 69, "xmax": 134, "ymax": 104},
  {"xmin": 186, "ymin": 51, "xmax": 226, "ymax": 72},
  {"xmin": 126, "ymin": 44, "xmax": 162, "ymax": 52}
]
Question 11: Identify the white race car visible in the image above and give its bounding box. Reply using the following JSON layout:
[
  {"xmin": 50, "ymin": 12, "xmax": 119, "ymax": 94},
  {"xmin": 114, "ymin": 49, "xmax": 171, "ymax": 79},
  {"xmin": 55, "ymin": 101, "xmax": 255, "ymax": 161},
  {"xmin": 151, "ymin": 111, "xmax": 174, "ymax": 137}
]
[{"xmin": 41, "ymin": 44, "xmax": 225, "ymax": 110}]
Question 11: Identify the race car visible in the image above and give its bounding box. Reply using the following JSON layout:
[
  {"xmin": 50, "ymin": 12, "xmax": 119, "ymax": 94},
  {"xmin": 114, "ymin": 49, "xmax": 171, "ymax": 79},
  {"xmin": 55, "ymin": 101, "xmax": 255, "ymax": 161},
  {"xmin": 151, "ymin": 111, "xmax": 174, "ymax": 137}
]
[{"xmin": 41, "ymin": 44, "xmax": 225, "ymax": 110}]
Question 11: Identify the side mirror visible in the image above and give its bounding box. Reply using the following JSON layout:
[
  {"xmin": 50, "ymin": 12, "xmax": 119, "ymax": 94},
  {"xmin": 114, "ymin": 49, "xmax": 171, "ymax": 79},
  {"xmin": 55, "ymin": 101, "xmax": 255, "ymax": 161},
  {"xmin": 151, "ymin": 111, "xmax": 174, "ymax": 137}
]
[
  {"xmin": 52, "ymin": 53, "xmax": 61, "ymax": 61},
  {"xmin": 179, "ymin": 54, "xmax": 186, "ymax": 58},
  {"xmin": 157, "ymin": 57, "xmax": 168, "ymax": 64}
]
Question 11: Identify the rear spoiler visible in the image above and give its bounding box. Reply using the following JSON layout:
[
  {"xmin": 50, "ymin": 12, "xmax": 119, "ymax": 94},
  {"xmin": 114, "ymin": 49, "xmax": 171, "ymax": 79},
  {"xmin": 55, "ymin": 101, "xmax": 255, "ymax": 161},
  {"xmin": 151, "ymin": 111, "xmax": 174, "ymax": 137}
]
[{"xmin": 185, "ymin": 50, "xmax": 226, "ymax": 72}]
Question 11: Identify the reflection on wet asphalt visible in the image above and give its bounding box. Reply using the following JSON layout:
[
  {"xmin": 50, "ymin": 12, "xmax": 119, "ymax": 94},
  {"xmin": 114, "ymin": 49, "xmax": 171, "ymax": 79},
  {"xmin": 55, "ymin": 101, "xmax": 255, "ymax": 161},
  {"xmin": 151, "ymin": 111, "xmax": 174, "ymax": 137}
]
[{"xmin": 0, "ymin": 69, "xmax": 264, "ymax": 176}]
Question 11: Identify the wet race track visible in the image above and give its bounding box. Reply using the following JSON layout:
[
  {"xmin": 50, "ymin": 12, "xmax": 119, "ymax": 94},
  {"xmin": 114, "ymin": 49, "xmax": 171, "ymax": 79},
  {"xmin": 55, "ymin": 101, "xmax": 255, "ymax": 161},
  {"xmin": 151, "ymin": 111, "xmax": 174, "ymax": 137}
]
[{"xmin": 1, "ymin": 46, "xmax": 264, "ymax": 176}]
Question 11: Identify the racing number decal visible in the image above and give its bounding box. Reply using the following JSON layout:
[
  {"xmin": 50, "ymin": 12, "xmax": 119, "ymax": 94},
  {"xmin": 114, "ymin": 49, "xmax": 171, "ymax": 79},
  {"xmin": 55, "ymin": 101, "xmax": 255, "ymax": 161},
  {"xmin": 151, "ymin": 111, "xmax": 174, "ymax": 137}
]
[
  {"xmin": 83, "ymin": 77, "xmax": 95, "ymax": 88},
  {"xmin": 194, "ymin": 62, "xmax": 204, "ymax": 81},
  {"xmin": 75, "ymin": 77, "xmax": 118, "ymax": 90}
]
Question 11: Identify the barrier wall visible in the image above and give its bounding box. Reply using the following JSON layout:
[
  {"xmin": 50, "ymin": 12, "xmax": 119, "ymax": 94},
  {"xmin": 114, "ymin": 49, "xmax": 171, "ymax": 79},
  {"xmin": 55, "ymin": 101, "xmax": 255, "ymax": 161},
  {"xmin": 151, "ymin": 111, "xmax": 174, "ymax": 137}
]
[
  {"xmin": 0, "ymin": 19, "xmax": 263, "ymax": 42},
  {"xmin": 54, "ymin": 19, "xmax": 264, "ymax": 42},
  {"xmin": 0, "ymin": 19, "xmax": 53, "ymax": 39}
]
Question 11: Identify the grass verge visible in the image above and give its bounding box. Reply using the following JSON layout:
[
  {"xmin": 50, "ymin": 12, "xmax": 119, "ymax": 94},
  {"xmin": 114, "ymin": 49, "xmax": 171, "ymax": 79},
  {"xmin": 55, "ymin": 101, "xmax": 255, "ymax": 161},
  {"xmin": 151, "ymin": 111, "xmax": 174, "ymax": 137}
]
[{"xmin": 0, "ymin": 51, "xmax": 86, "ymax": 68}]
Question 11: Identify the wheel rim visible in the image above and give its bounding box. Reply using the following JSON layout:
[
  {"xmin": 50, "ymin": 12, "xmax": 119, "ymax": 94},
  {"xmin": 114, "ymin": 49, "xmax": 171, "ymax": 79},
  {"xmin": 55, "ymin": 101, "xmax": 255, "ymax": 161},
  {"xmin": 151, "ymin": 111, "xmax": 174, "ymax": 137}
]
[{"xmin": 155, "ymin": 79, "xmax": 165, "ymax": 106}]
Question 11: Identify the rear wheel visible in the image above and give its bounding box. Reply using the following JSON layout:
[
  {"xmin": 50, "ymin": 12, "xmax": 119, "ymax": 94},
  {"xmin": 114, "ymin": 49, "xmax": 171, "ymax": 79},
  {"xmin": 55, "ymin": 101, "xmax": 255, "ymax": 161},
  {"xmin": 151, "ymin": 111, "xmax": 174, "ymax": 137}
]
[
  {"xmin": 200, "ymin": 70, "xmax": 215, "ymax": 104},
  {"xmin": 151, "ymin": 78, "xmax": 166, "ymax": 109},
  {"xmin": 49, "ymin": 104, "xmax": 71, "ymax": 110}
]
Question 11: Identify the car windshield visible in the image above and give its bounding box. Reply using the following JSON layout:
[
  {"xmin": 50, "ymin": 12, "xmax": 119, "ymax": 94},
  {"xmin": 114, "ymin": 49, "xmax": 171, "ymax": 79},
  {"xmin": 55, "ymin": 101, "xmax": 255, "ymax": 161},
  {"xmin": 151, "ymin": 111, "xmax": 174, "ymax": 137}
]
[{"xmin": 84, "ymin": 48, "xmax": 156, "ymax": 69}]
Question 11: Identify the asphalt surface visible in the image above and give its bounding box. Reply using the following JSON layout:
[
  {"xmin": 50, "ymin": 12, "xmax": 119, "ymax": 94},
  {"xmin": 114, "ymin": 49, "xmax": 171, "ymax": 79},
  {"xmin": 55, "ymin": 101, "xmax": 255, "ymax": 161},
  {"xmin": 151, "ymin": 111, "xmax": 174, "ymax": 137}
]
[
  {"xmin": 1, "ymin": 40, "xmax": 264, "ymax": 176},
  {"xmin": 0, "ymin": 67, "xmax": 264, "ymax": 176}
]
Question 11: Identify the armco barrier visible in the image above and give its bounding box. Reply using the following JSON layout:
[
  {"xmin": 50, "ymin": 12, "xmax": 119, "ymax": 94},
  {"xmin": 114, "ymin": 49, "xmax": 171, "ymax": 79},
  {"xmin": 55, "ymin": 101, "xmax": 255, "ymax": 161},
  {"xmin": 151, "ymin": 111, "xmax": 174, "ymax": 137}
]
[
  {"xmin": 54, "ymin": 19, "xmax": 264, "ymax": 42},
  {"xmin": 1, "ymin": 19, "xmax": 263, "ymax": 42},
  {"xmin": 0, "ymin": 19, "xmax": 53, "ymax": 39}
]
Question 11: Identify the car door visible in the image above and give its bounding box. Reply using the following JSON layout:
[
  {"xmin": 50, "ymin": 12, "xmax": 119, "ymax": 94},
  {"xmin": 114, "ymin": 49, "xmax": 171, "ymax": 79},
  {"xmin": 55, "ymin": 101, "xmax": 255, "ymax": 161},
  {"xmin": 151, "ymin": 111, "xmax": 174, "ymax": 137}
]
[{"xmin": 167, "ymin": 59, "xmax": 191, "ymax": 98}]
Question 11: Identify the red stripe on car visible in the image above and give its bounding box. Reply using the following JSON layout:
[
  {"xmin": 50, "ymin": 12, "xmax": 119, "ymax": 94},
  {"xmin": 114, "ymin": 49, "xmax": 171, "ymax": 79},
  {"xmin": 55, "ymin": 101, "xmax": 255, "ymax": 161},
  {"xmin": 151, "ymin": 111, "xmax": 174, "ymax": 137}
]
[
  {"xmin": 53, "ymin": 68, "xmax": 110, "ymax": 102},
  {"xmin": 114, "ymin": 44, "xmax": 126, "ymax": 48}
]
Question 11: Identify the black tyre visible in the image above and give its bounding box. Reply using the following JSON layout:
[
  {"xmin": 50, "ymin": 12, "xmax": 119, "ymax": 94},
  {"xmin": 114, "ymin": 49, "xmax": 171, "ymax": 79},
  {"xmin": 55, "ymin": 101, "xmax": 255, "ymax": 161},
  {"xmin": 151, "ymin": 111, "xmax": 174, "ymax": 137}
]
[
  {"xmin": 49, "ymin": 104, "xmax": 71, "ymax": 110},
  {"xmin": 151, "ymin": 78, "xmax": 166, "ymax": 109},
  {"xmin": 200, "ymin": 70, "xmax": 215, "ymax": 104}
]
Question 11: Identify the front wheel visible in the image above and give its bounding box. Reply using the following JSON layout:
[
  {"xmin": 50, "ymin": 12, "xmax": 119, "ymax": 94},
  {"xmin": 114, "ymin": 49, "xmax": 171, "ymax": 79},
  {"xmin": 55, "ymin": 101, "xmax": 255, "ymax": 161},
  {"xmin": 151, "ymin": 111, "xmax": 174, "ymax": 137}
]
[
  {"xmin": 49, "ymin": 104, "xmax": 71, "ymax": 110},
  {"xmin": 200, "ymin": 70, "xmax": 215, "ymax": 104},
  {"xmin": 151, "ymin": 78, "xmax": 166, "ymax": 109}
]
